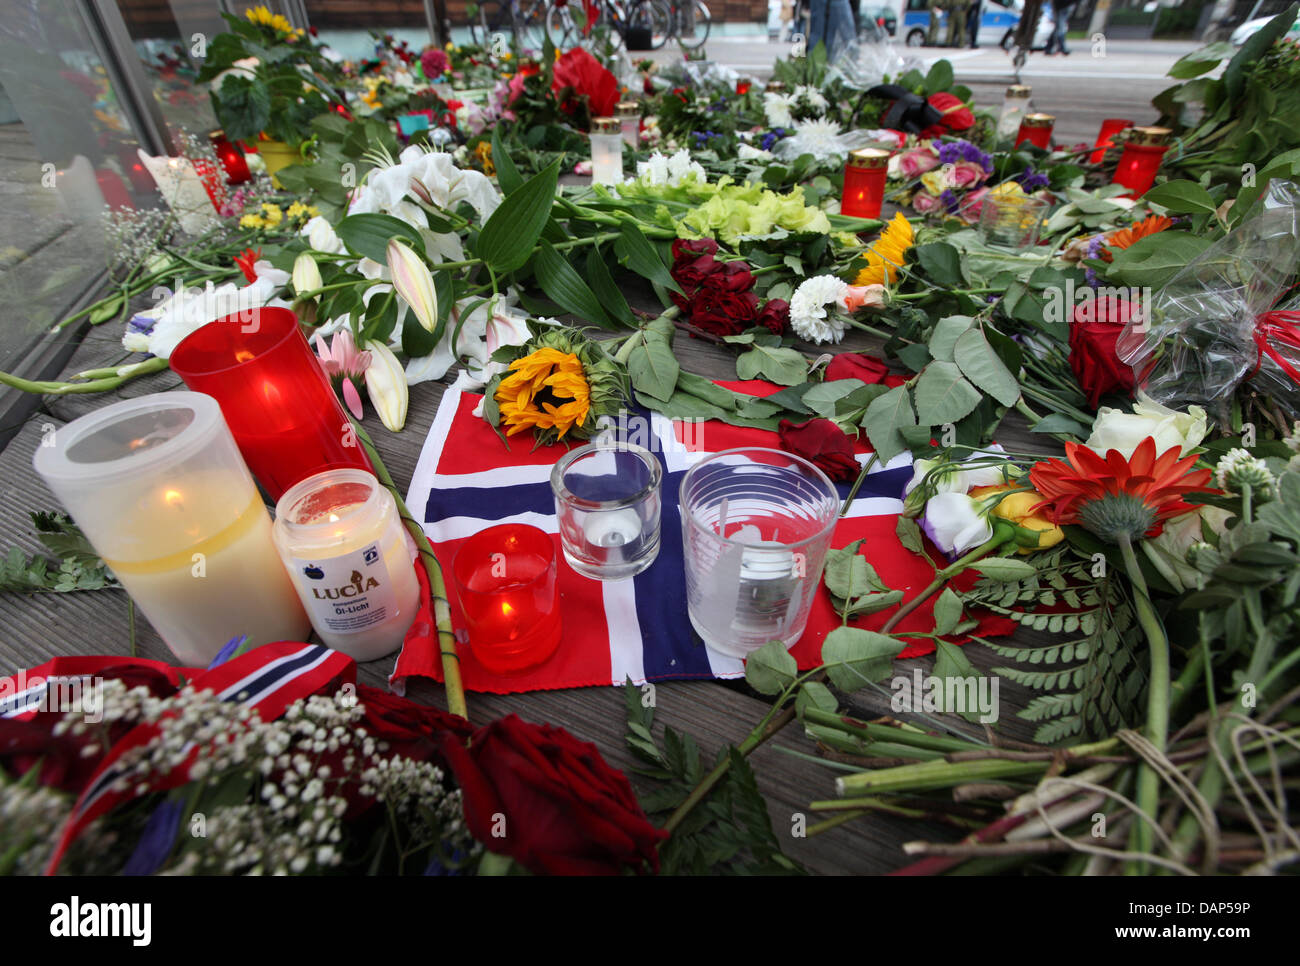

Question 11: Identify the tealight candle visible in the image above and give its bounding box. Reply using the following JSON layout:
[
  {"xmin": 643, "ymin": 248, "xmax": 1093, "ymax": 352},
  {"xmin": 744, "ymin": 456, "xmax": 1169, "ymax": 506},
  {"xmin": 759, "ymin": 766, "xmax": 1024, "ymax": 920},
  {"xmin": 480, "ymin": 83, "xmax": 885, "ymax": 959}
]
[
  {"xmin": 997, "ymin": 84, "xmax": 1031, "ymax": 139},
  {"xmin": 1090, "ymin": 118, "xmax": 1134, "ymax": 165},
  {"xmin": 615, "ymin": 100, "xmax": 641, "ymax": 148},
  {"xmin": 551, "ymin": 441, "xmax": 662, "ymax": 580},
  {"xmin": 1111, "ymin": 126, "xmax": 1172, "ymax": 199},
  {"xmin": 840, "ymin": 148, "xmax": 890, "ymax": 220},
  {"xmin": 589, "ymin": 117, "xmax": 624, "ymax": 187},
  {"xmin": 272, "ymin": 469, "xmax": 419, "ymax": 661},
  {"xmin": 1015, "ymin": 113, "xmax": 1055, "ymax": 150},
  {"xmin": 452, "ymin": 524, "xmax": 561, "ymax": 673},
  {"xmin": 33, "ymin": 392, "xmax": 310, "ymax": 667},
  {"xmin": 169, "ymin": 306, "xmax": 373, "ymax": 501}
]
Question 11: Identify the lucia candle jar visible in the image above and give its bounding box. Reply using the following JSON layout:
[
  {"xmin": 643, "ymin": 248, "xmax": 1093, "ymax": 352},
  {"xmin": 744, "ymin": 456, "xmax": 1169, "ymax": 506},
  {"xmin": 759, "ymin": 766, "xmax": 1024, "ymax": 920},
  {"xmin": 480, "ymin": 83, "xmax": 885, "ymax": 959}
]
[
  {"xmin": 33, "ymin": 392, "xmax": 310, "ymax": 666},
  {"xmin": 273, "ymin": 469, "xmax": 420, "ymax": 662},
  {"xmin": 997, "ymin": 84, "xmax": 1031, "ymax": 139}
]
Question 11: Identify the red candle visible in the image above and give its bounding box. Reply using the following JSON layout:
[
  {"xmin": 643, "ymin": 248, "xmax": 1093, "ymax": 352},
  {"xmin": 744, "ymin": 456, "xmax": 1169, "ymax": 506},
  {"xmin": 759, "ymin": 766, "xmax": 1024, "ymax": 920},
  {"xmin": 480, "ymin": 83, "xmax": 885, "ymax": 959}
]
[
  {"xmin": 1090, "ymin": 118, "xmax": 1134, "ymax": 165},
  {"xmin": 95, "ymin": 169, "xmax": 132, "ymax": 210},
  {"xmin": 841, "ymin": 148, "xmax": 890, "ymax": 220},
  {"xmin": 169, "ymin": 306, "xmax": 373, "ymax": 501},
  {"xmin": 1111, "ymin": 126, "xmax": 1172, "ymax": 199},
  {"xmin": 1015, "ymin": 113, "xmax": 1055, "ymax": 150},
  {"xmin": 210, "ymin": 130, "xmax": 251, "ymax": 185},
  {"xmin": 453, "ymin": 524, "xmax": 561, "ymax": 673}
]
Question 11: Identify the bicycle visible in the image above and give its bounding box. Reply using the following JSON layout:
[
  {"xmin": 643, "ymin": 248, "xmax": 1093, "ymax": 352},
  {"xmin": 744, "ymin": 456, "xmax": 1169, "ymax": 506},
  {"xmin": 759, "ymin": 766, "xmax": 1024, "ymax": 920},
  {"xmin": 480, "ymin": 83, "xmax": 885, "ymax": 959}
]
[
  {"xmin": 667, "ymin": 0, "xmax": 713, "ymax": 50},
  {"xmin": 469, "ymin": 0, "xmax": 550, "ymax": 54},
  {"xmin": 545, "ymin": 0, "xmax": 675, "ymax": 52}
]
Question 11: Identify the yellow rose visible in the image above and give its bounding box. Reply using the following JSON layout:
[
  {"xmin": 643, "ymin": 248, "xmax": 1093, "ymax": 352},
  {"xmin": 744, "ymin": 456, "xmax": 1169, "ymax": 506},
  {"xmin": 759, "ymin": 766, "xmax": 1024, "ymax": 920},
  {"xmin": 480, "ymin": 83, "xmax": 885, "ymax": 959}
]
[{"xmin": 971, "ymin": 484, "xmax": 1064, "ymax": 554}]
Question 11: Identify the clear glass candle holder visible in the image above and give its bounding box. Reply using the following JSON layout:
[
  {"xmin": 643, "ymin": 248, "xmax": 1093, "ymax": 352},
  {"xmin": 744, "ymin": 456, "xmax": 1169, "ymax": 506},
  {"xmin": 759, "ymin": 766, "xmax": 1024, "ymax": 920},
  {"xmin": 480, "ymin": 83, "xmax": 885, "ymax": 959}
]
[
  {"xmin": 978, "ymin": 193, "xmax": 1050, "ymax": 250},
  {"xmin": 679, "ymin": 448, "xmax": 838, "ymax": 658},
  {"xmin": 551, "ymin": 441, "xmax": 662, "ymax": 581}
]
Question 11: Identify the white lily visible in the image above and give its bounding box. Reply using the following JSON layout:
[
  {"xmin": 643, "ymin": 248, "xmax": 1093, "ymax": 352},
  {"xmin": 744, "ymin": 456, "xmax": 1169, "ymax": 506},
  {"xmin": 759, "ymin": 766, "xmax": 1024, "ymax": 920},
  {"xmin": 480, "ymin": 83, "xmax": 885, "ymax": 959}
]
[
  {"xmin": 292, "ymin": 252, "xmax": 322, "ymax": 298},
  {"xmin": 363, "ymin": 340, "xmax": 409, "ymax": 432},
  {"xmin": 386, "ymin": 239, "xmax": 437, "ymax": 333}
]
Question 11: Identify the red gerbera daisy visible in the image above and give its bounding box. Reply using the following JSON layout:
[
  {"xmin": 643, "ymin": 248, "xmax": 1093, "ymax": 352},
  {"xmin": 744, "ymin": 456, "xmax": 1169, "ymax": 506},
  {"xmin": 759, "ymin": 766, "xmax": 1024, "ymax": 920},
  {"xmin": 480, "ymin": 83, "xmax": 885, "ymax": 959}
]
[
  {"xmin": 1029, "ymin": 436, "xmax": 1212, "ymax": 543},
  {"xmin": 234, "ymin": 247, "xmax": 260, "ymax": 284}
]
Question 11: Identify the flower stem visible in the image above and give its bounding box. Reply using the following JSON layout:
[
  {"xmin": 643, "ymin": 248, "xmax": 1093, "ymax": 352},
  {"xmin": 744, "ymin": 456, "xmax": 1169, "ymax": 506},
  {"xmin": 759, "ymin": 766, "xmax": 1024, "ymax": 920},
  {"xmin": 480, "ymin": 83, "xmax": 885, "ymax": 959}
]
[
  {"xmin": 351, "ymin": 418, "xmax": 467, "ymax": 719},
  {"xmin": 881, "ymin": 532, "xmax": 1011, "ymax": 635},
  {"xmin": 0, "ymin": 356, "xmax": 169, "ymax": 396},
  {"xmin": 1117, "ymin": 530, "xmax": 1167, "ymax": 874}
]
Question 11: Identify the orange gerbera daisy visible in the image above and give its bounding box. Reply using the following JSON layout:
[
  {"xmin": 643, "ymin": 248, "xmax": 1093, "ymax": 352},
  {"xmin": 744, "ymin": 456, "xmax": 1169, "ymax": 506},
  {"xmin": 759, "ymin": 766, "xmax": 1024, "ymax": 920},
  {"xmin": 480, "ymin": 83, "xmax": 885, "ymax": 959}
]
[
  {"xmin": 1105, "ymin": 215, "xmax": 1174, "ymax": 255},
  {"xmin": 854, "ymin": 211, "xmax": 914, "ymax": 287},
  {"xmin": 1029, "ymin": 436, "xmax": 1212, "ymax": 543},
  {"xmin": 494, "ymin": 347, "xmax": 591, "ymax": 440}
]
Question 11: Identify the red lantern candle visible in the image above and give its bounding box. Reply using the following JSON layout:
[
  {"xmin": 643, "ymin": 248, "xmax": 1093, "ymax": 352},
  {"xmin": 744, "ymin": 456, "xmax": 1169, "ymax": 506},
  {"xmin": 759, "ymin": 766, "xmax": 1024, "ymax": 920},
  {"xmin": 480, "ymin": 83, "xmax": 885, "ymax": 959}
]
[
  {"xmin": 452, "ymin": 523, "xmax": 562, "ymax": 674},
  {"xmin": 1015, "ymin": 113, "xmax": 1055, "ymax": 150},
  {"xmin": 1112, "ymin": 126, "xmax": 1172, "ymax": 199},
  {"xmin": 1090, "ymin": 118, "xmax": 1134, "ymax": 165},
  {"xmin": 209, "ymin": 129, "xmax": 251, "ymax": 185},
  {"xmin": 169, "ymin": 306, "xmax": 374, "ymax": 501},
  {"xmin": 841, "ymin": 148, "xmax": 891, "ymax": 220}
]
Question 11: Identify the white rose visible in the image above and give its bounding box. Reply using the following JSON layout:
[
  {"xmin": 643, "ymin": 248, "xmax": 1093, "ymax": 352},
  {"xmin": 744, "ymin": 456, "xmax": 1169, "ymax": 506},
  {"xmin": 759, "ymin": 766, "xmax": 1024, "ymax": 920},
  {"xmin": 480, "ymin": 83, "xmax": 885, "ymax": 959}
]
[
  {"xmin": 1142, "ymin": 505, "xmax": 1233, "ymax": 592},
  {"xmin": 1085, "ymin": 392, "xmax": 1208, "ymax": 460}
]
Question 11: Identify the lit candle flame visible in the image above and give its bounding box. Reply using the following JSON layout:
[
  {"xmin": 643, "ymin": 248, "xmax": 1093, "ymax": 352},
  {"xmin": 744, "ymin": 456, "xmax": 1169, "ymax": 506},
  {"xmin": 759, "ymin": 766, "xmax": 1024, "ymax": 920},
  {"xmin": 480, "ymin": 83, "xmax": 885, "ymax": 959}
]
[
  {"xmin": 234, "ymin": 349, "xmax": 255, "ymax": 364},
  {"xmin": 501, "ymin": 601, "xmax": 514, "ymax": 619},
  {"xmin": 163, "ymin": 488, "xmax": 184, "ymax": 509}
]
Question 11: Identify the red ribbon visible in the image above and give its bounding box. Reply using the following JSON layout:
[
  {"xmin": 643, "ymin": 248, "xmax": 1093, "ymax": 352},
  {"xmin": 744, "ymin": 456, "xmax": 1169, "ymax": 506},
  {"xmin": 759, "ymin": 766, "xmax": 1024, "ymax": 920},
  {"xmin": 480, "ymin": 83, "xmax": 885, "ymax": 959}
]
[{"xmin": 1253, "ymin": 310, "xmax": 1300, "ymax": 385}]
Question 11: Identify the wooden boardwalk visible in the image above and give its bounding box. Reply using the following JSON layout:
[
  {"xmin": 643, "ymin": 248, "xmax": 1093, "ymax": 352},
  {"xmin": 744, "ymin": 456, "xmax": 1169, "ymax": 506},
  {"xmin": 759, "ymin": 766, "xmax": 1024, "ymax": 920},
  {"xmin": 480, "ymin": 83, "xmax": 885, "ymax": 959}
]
[{"xmin": 0, "ymin": 269, "xmax": 1063, "ymax": 874}]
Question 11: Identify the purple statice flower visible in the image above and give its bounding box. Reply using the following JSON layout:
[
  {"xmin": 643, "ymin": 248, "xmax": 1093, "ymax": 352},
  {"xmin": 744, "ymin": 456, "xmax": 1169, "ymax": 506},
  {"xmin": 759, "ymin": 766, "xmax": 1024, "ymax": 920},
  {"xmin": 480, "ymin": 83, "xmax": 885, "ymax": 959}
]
[
  {"xmin": 1014, "ymin": 166, "xmax": 1050, "ymax": 192},
  {"xmin": 693, "ymin": 130, "xmax": 722, "ymax": 147},
  {"xmin": 939, "ymin": 189, "xmax": 961, "ymax": 214},
  {"xmin": 937, "ymin": 139, "xmax": 994, "ymax": 175},
  {"xmin": 1084, "ymin": 234, "xmax": 1106, "ymax": 289},
  {"xmin": 760, "ymin": 128, "xmax": 787, "ymax": 151},
  {"xmin": 121, "ymin": 798, "xmax": 184, "ymax": 875}
]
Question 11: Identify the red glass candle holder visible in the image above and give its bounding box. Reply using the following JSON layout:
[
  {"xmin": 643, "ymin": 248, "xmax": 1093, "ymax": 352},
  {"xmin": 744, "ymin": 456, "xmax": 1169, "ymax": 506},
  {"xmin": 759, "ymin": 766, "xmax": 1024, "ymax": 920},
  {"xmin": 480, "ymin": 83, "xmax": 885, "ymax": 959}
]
[
  {"xmin": 841, "ymin": 148, "xmax": 890, "ymax": 220},
  {"xmin": 1090, "ymin": 118, "xmax": 1134, "ymax": 165},
  {"xmin": 1015, "ymin": 113, "xmax": 1055, "ymax": 150},
  {"xmin": 210, "ymin": 129, "xmax": 251, "ymax": 185},
  {"xmin": 191, "ymin": 158, "xmax": 227, "ymax": 212},
  {"xmin": 169, "ymin": 306, "xmax": 373, "ymax": 501},
  {"xmin": 452, "ymin": 523, "xmax": 562, "ymax": 674},
  {"xmin": 1112, "ymin": 126, "xmax": 1172, "ymax": 199}
]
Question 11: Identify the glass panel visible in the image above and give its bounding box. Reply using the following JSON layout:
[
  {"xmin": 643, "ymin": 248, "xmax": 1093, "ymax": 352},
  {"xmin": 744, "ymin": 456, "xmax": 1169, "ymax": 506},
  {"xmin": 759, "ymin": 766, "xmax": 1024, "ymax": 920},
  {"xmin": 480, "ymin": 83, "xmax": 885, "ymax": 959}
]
[
  {"xmin": 303, "ymin": 0, "xmax": 432, "ymax": 60},
  {"xmin": 116, "ymin": 1, "xmax": 219, "ymax": 140}
]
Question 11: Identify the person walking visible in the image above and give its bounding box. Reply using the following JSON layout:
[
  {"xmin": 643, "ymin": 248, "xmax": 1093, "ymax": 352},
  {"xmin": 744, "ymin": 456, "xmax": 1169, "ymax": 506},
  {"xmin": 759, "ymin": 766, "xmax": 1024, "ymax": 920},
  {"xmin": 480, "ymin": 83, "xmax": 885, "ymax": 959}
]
[
  {"xmin": 967, "ymin": 0, "xmax": 981, "ymax": 47},
  {"xmin": 809, "ymin": 0, "xmax": 856, "ymax": 60},
  {"xmin": 1045, "ymin": 0, "xmax": 1073, "ymax": 54}
]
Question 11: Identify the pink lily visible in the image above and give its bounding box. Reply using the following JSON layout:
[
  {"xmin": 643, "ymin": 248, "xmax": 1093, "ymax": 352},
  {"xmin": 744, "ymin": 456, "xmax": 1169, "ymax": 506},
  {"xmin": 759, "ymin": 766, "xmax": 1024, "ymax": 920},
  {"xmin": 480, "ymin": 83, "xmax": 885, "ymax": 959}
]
[{"xmin": 313, "ymin": 329, "xmax": 372, "ymax": 420}]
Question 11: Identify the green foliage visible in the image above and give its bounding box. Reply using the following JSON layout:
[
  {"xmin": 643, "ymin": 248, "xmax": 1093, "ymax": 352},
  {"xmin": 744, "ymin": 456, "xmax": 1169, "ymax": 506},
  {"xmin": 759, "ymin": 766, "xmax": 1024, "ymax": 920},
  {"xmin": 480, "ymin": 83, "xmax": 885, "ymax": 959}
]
[
  {"xmin": 967, "ymin": 547, "xmax": 1144, "ymax": 744},
  {"xmin": 0, "ymin": 514, "xmax": 117, "ymax": 595},
  {"xmin": 623, "ymin": 681, "xmax": 803, "ymax": 875}
]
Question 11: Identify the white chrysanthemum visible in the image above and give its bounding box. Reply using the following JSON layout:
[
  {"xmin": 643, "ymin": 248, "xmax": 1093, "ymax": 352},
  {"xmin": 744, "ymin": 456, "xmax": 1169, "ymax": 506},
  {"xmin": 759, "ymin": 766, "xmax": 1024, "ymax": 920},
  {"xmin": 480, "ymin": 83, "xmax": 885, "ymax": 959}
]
[
  {"xmin": 794, "ymin": 85, "xmax": 828, "ymax": 113},
  {"xmin": 763, "ymin": 91, "xmax": 795, "ymax": 129},
  {"xmin": 774, "ymin": 117, "xmax": 847, "ymax": 162},
  {"xmin": 665, "ymin": 148, "xmax": 706, "ymax": 184},
  {"xmin": 789, "ymin": 274, "xmax": 850, "ymax": 344},
  {"xmin": 630, "ymin": 149, "xmax": 704, "ymax": 187}
]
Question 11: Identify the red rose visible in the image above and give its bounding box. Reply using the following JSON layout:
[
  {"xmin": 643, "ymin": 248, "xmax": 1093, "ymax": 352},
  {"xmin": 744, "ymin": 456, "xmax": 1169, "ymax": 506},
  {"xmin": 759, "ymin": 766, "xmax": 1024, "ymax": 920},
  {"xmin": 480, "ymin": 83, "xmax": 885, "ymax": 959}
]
[
  {"xmin": 698, "ymin": 260, "xmax": 754, "ymax": 294},
  {"xmin": 778, "ymin": 418, "xmax": 859, "ymax": 482},
  {"xmin": 671, "ymin": 237, "xmax": 717, "ymax": 264},
  {"xmin": 551, "ymin": 48, "xmax": 619, "ymax": 120},
  {"xmin": 441, "ymin": 715, "xmax": 666, "ymax": 875},
  {"xmin": 671, "ymin": 253, "xmax": 719, "ymax": 309},
  {"xmin": 356, "ymin": 684, "xmax": 473, "ymax": 765},
  {"xmin": 825, "ymin": 352, "xmax": 905, "ymax": 387},
  {"xmin": 756, "ymin": 298, "xmax": 790, "ymax": 336},
  {"xmin": 1069, "ymin": 296, "xmax": 1136, "ymax": 408},
  {"xmin": 927, "ymin": 92, "xmax": 974, "ymax": 132},
  {"xmin": 689, "ymin": 288, "xmax": 759, "ymax": 336}
]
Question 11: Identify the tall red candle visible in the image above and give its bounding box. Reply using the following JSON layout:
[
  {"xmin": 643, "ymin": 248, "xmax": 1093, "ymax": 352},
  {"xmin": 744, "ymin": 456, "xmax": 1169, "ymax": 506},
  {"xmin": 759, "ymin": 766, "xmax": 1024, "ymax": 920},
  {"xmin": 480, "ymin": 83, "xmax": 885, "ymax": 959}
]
[
  {"xmin": 841, "ymin": 148, "xmax": 891, "ymax": 220},
  {"xmin": 1112, "ymin": 126, "xmax": 1172, "ymax": 199},
  {"xmin": 169, "ymin": 306, "xmax": 373, "ymax": 501},
  {"xmin": 1090, "ymin": 118, "xmax": 1134, "ymax": 165},
  {"xmin": 452, "ymin": 523, "xmax": 561, "ymax": 674},
  {"xmin": 210, "ymin": 129, "xmax": 251, "ymax": 185},
  {"xmin": 1015, "ymin": 113, "xmax": 1055, "ymax": 150}
]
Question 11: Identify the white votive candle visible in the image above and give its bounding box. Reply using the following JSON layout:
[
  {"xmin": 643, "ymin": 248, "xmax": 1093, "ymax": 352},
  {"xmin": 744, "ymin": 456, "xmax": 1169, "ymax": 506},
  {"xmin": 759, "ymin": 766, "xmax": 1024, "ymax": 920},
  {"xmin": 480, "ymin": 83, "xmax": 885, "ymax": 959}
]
[
  {"xmin": 590, "ymin": 117, "xmax": 625, "ymax": 187},
  {"xmin": 273, "ymin": 469, "xmax": 419, "ymax": 662}
]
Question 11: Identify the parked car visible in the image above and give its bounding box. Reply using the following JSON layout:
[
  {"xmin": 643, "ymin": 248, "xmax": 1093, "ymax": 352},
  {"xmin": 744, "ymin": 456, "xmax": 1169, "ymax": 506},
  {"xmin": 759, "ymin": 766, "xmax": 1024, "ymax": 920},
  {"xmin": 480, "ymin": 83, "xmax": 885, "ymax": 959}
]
[
  {"xmin": 1229, "ymin": 13, "xmax": 1300, "ymax": 46},
  {"xmin": 859, "ymin": 2, "xmax": 899, "ymax": 36},
  {"xmin": 901, "ymin": 0, "xmax": 1052, "ymax": 49}
]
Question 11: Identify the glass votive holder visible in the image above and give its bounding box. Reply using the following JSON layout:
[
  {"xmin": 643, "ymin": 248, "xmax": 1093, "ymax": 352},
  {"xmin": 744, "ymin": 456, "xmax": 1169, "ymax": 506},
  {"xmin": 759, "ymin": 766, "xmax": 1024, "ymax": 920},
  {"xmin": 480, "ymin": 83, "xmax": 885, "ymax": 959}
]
[
  {"xmin": 978, "ymin": 192, "xmax": 1051, "ymax": 249},
  {"xmin": 550, "ymin": 441, "xmax": 663, "ymax": 581},
  {"xmin": 272, "ymin": 468, "xmax": 420, "ymax": 662},
  {"xmin": 33, "ymin": 391, "xmax": 310, "ymax": 667},
  {"xmin": 452, "ymin": 523, "xmax": 562, "ymax": 674},
  {"xmin": 679, "ymin": 448, "xmax": 839, "ymax": 658},
  {"xmin": 170, "ymin": 305, "xmax": 373, "ymax": 501}
]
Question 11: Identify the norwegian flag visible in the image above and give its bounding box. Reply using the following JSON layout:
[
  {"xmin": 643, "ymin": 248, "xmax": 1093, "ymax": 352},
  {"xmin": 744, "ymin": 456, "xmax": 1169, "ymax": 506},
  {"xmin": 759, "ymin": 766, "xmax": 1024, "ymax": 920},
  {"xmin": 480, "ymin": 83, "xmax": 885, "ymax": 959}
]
[{"xmin": 399, "ymin": 380, "xmax": 1007, "ymax": 696}]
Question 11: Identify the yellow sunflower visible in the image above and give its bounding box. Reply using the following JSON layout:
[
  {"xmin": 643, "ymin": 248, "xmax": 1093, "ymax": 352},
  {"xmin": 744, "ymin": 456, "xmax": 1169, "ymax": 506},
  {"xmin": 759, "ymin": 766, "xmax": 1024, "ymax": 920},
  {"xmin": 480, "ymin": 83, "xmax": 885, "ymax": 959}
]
[
  {"xmin": 854, "ymin": 211, "xmax": 915, "ymax": 287},
  {"xmin": 475, "ymin": 140, "xmax": 495, "ymax": 177},
  {"xmin": 495, "ymin": 348, "xmax": 592, "ymax": 440},
  {"xmin": 246, "ymin": 5, "xmax": 294, "ymax": 34}
]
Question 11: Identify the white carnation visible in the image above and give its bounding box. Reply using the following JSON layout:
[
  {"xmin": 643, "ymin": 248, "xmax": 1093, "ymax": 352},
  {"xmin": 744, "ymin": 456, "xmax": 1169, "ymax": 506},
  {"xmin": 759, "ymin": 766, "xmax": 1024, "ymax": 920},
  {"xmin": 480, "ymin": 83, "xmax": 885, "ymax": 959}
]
[
  {"xmin": 789, "ymin": 275, "xmax": 850, "ymax": 344},
  {"xmin": 763, "ymin": 91, "xmax": 795, "ymax": 129}
]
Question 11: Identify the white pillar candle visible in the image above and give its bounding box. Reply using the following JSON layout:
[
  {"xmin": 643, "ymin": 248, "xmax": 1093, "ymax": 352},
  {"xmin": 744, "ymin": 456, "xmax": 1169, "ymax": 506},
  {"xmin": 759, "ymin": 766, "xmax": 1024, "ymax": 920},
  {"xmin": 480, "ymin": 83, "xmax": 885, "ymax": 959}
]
[
  {"xmin": 589, "ymin": 117, "xmax": 625, "ymax": 187},
  {"xmin": 33, "ymin": 392, "xmax": 310, "ymax": 667},
  {"xmin": 273, "ymin": 469, "xmax": 419, "ymax": 662}
]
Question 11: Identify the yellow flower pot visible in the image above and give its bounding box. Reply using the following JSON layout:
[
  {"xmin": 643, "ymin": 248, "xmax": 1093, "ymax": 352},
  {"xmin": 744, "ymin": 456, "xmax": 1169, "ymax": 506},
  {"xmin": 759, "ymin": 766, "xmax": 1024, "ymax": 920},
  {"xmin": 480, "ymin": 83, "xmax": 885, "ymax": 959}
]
[{"xmin": 258, "ymin": 139, "xmax": 299, "ymax": 189}]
